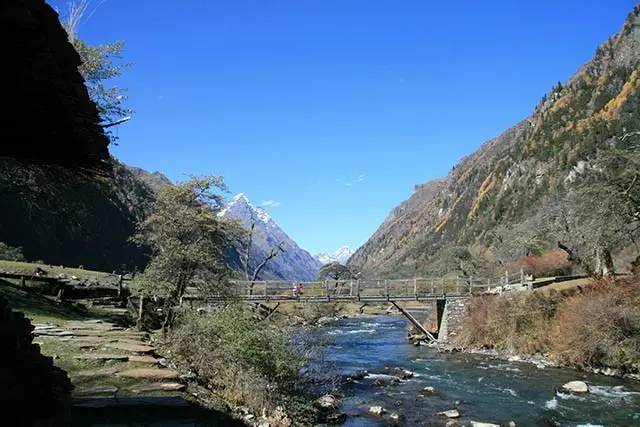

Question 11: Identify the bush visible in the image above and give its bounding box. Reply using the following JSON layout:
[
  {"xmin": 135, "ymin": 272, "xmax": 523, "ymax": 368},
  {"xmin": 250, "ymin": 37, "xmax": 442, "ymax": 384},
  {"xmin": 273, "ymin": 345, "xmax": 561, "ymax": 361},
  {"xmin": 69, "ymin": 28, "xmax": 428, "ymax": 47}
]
[
  {"xmin": 456, "ymin": 277, "xmax": 640, "ymax": 373},
  {"xmin": 549, "ymin": 279, "xmax": 640, "ymax": 372},
  {"xmin": 168, "ymin": 305, "xmax": 306, "ymax": 415},
  {"xmin": 0, "ymin": 242, "xmax": 25, "ymax": 261},
  {"xmin": 510, "ymin": 250, "xmax": 572, "ymax": 277},
  {"xmin": 458, "ymin": 292, "xmax": 560, "ymax": 354}
]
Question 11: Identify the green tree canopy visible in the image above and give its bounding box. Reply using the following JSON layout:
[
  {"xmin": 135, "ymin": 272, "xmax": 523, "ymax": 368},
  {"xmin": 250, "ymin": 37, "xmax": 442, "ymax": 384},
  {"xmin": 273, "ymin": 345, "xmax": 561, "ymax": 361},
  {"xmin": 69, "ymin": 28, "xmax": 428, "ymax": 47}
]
[{"xmin": 133, "ymin": 176, "xmax": 242, "ymax": 331}]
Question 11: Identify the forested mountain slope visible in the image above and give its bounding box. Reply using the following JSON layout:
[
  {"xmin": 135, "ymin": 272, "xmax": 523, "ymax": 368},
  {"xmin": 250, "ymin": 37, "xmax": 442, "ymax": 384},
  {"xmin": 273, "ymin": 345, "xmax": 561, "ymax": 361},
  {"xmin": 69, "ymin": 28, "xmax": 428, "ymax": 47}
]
[{"xmin": 349, "ymin": 6, "xmax": 640, "ymax": 277}]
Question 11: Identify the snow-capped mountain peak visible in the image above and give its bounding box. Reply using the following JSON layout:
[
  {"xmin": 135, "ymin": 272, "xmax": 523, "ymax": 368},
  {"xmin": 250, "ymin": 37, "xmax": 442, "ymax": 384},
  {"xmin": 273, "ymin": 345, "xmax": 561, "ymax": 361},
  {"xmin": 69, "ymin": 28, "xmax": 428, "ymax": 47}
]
[
  {"xmin": 219, "ymin": 193, "xmax": 322, "ymax": 281},
  {"xmin": 315, "ymin": 246, "xmax": 354, "ymax": 265},
  {"xmin": 219, "ymin": 192, "xmax": 272, "ymax": 225}
]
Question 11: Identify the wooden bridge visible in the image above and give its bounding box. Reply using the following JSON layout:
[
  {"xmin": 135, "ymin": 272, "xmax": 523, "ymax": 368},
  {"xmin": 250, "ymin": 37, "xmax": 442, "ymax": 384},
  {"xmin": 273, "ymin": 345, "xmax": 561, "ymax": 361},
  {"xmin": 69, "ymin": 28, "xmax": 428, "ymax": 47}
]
[{"xmin": 184, "ymin": 270, "xmax": 534, "ymax": 304}]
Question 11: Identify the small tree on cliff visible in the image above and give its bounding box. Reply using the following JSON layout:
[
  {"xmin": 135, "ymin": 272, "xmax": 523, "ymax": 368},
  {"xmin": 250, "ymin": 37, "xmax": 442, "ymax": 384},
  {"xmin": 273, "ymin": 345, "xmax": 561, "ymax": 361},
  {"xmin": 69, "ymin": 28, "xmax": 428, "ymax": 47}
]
[
  {"xmin": 133, "ymin": 176, "xmax": 241, "ymax": 333},
  {"xmin": 62, "ymin": 0, "xmax": 132, "ymax": 141}
]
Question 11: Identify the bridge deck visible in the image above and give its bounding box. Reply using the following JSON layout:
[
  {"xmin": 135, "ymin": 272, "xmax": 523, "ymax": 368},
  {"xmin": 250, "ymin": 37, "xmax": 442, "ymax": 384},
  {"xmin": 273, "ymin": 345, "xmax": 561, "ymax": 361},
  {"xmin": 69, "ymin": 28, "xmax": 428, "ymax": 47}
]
[{"xmin": 182, "ymin": 275, "xmax": 532, "ymax": 303}]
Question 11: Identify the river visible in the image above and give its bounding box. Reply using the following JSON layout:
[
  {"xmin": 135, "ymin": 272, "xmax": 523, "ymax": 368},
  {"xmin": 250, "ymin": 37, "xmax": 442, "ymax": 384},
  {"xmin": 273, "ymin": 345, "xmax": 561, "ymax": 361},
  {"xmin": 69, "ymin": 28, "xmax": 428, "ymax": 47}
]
[{"xmin": 309, "ymin": 315, "xmax": 640, "ymax": 426}]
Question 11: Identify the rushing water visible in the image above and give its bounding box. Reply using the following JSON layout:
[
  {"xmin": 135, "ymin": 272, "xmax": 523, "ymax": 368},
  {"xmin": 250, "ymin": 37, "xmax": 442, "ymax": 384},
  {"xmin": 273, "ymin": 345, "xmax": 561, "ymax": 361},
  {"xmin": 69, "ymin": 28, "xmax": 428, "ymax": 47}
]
[{"xmin": 309, "ymin": 315, "xmax": 640, "ymax": 427}]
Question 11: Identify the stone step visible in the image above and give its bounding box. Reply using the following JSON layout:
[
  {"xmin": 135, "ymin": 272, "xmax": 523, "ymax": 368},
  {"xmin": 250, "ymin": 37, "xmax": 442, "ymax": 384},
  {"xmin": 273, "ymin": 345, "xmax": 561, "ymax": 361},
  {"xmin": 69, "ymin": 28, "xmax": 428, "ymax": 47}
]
[
  {"xmin": 128, "ymin": 355, "xmax": 159, "ymax": 364},
  {"xmin": 117, "ymin": 368, "xmax": 180, "ymax": 380},
  {"xmin": 75, "ymin": 367, "xmax": 120, "ymax": 377},
  {"xmin": 76, "ymin": 385, "xmax": 119, "ymax": 396},
  {"xmin": 105, "ymin": 342, "xmax": 155, "ymax": 354},
  {"xmin": 75, "ymin": 353, "xmax": 129, "ymax": 361},
  {"xmin": 72, "ymin": 396, "xmax": 191, "ymax": 409},
  {"xmin": 129, "ymin": 382, "xmax": 185, "ymax": 393}
]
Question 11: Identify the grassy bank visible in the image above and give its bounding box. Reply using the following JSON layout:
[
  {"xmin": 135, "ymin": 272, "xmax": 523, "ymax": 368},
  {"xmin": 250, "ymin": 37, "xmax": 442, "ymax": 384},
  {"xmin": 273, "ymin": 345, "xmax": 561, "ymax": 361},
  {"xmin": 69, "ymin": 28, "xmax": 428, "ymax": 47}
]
[{"xmin": 455, "ymin": 275, "xmax": 640, "ymax": 374}]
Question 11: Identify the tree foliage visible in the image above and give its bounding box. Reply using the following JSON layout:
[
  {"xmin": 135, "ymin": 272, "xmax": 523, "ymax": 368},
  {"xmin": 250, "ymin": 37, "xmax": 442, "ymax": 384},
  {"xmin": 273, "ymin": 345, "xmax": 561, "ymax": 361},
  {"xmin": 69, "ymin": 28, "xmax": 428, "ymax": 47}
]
[
  {"xmin": 133, "ymin": 176, "xmax": 241, "ymax": 331},
  {"xmin": 0, "ymin": 242, "xmax": 25, "ymax": 262},
  {"xmin": 547, "ymin": 132, "xmax": 640, "ymax": 277},
  {"xmin": 317, "ymin": 262, "xmax": 354, "ymax": 280},
  {"xmin": 62, "ymin": 0, "xmax": 132, "ymax": 142}
]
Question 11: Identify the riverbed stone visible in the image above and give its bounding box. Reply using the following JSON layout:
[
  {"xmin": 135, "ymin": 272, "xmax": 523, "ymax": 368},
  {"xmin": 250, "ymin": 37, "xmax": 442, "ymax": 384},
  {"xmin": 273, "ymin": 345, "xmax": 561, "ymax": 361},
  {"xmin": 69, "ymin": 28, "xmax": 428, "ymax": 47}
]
[
  {"xmin": 368, "ymin": 406, "xmax": 385, "ymax": 416},
  {"xmin": 385, "ymin": 367, "xmax": 414, "ymax": 379},
  {"xmin": 389, "ymin": 412, "xmax": 402, "ymax": 423},
  {"xmin": 422, "ymin": 386, "xmax": 436, "ymax": 394},
  {"xmin": 562, "ymin": 380, "xmax": 589, "ymax": 393},
  {"xmin": 316, "ymin": 394, "xmax": 338, "ymax": 409},
  {"xmin": 470, "ymin": 422, "xmax": 499, "ymax": 427},
  {"xmin": 438, "ymin": 409, "xmax": 460, "ymax": 418}
]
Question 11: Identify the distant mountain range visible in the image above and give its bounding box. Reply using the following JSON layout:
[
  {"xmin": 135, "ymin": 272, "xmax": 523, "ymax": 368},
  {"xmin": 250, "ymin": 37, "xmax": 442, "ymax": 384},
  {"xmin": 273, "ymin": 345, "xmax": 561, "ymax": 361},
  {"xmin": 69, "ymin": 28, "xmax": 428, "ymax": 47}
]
[
  {"xmin": 315, "ymin": 246, "xmax": 354, "ymax": 265},
  {"xmin": 219, "ymin": 194, "xmax": 322, "ymax": 281},
  {"xmin": 349, "ymin": 6, "xmax": 640, "ymax": 277}
]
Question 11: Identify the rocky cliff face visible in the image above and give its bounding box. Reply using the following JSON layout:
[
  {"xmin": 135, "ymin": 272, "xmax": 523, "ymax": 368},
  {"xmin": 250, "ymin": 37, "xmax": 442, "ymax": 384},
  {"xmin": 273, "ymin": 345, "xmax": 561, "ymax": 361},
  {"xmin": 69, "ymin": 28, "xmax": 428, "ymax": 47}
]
[
  {"xmin": 220, "ymin": 194, "xmax": 323, "ymax": 281},
  {"xmin": 1, "ymin": 0, "xmax": 109, "ymax": 164},
  {"xmin": 350, "ymin": 6, "xmax": 640, "ymax": 277},
  {"xmin": 0, "ymin": 158, "xmax": 157, "ymax": 272}
]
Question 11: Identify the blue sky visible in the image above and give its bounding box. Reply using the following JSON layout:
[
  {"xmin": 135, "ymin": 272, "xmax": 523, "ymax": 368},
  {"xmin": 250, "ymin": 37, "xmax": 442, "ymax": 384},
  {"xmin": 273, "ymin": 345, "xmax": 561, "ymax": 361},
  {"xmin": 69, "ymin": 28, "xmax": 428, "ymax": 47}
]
[{"xmin": 49, "ymin": 0, "xmax": 635, "ymax": 255}]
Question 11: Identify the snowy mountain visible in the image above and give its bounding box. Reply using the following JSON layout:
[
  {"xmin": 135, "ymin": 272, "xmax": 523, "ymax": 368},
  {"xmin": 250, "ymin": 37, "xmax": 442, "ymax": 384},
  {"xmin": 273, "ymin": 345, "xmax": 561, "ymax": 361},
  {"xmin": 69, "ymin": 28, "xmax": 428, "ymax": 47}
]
[
  {"xmin": 219, "ymin": 194, "xmax": 323, "ymax": 281},
  {"xmin": 315, "ymin": 246, "xmax": 354, "ymax": 265}
]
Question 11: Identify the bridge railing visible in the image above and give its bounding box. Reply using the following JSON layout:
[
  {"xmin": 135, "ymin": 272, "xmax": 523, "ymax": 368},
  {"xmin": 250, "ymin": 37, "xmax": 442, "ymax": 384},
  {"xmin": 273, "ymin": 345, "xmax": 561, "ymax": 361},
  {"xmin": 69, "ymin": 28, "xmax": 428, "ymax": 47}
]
[{"xmin": 213, "ymin": 276, "xmax": 498, "ymax": 301}]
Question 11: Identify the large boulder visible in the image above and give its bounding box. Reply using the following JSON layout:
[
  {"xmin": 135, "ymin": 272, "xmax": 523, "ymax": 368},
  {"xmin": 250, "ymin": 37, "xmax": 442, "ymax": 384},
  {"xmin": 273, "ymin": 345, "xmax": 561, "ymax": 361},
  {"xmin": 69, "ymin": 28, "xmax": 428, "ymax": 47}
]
[{"xmin": 562, "ymin": 380, "xmax": 589, "ymax": 393}]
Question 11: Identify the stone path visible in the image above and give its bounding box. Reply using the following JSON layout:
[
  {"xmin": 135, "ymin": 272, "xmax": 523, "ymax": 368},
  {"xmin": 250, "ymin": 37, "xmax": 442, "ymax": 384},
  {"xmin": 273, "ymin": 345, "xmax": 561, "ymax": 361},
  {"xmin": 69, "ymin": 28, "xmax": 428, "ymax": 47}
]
[{"xmin": 32, "ymin": 314, "xmax": 184, "ymax": 403}]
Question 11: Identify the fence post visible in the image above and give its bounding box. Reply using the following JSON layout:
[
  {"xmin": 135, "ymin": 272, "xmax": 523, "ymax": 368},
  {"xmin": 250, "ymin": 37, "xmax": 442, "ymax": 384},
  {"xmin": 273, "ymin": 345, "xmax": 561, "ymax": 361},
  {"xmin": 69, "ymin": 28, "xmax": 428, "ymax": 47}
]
[
  {"xmin": 264, "ymin": 282, "xmax": 268, "ymax": 298},
  {"xmin": 505, "ymin": 270, "xmax": 509, "ymax": 285},
  {"xmin": 384, "ymin": 280, "xmax": 388, "ymax": 300},
  {"xmin": 414, "ymin": 278, "xmax": 418, "ymax": 300},
  {"xmin": 325, "ymin": 280, "xmax": 330, "ymax": 301},
  {"xmin": 356, "ymin": 279, "xmax": 360, "ymax": 301},
  {"xmin": 456, "ymin": 276, "xmax": 460, "ymax": 294},
  {"xmin": 20, "ymin": 276, "xmax": 26, "ymax": 289},
  {"xmin": 441, "ymin": 277, "xmax": 445, "ymax": 295},
  {"xmin": 469, "ymin": 276, "xmax": 473, "ymax": 295},
  {"xmin": 431, "ymin": 279, "xmax": 435, "ymax": 295},
  {"xmin": 137, "ymin": 294, "xmax": 144, "ymax": 329}
]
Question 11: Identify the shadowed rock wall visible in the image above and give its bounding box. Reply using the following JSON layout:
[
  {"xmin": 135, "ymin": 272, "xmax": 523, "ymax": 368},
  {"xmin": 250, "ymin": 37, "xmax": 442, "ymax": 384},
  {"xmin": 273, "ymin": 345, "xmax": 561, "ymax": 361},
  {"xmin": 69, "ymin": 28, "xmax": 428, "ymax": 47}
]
[{"xmin": 0, "ymin": 0, "xmax": 109, "ymax": 164}]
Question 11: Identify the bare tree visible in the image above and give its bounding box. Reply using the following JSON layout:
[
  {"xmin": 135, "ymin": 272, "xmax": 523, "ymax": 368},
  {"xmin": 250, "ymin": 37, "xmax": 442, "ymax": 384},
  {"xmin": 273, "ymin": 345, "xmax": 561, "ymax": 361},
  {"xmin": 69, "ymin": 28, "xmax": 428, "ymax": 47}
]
[{"xmin": 547, "ymin": 131, "xmax": 640, "ymax": 277}]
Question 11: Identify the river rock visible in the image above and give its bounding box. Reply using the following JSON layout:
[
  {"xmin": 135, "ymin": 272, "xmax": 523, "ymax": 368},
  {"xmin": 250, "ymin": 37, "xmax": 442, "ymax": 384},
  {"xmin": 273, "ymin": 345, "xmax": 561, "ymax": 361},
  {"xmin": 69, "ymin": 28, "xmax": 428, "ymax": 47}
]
[
  {"xmin": 385, "ymin": 367, "xmax": 414, "ymax": 379},
  {"xmin": 562, "ymin": 380, "xmax": 589, "ymax": 393},
  {"xmin": 470, "ymin": 422, "xmax": 499, "ymax": 427},
  {"xmin": 348, "ymin": 370, "xmax": 367, "ymax": 381},
  {"xmin": 422, "ymin": 386, "xmax": 436, "ymax": 394},
  {"xmin": 326, "ymin": 412, "xmax": 347, "ymax": 423},
  {"xmin": 368, "ymin": 406, "xmax": 385, "ymax": 416},
  {"xmin": 438, "ymin": 409, "xmax": 460, "ymax": 418},
  {"xmin": 389, "ymin": 412, "xmax": 402, "ymax": 423},
  {"xmin": 316, "ymin": 394, "xmax": 338, "ymax": 409}
]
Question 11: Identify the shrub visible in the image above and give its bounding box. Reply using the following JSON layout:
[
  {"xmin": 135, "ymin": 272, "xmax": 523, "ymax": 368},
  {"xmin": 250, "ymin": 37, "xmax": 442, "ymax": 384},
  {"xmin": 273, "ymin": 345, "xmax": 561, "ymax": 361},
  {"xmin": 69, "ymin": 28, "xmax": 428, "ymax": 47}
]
[
  {"xmin": 511, "ymin": 250, "xmax": 572, "ymax": 277},
  {"xmin": 549, "ymin": 279, "xmax": 640, "ymax": 372},
  {"xmin": 456, "ymin": 277, "xmax": 640, "ymax": 373},
  {"xmin": 168, "ymin": 305, "xmax": 306, "ymax": 415},
  {"xmin": 457, "ymin": 292, "xmax": 559, "ymax": 353}
]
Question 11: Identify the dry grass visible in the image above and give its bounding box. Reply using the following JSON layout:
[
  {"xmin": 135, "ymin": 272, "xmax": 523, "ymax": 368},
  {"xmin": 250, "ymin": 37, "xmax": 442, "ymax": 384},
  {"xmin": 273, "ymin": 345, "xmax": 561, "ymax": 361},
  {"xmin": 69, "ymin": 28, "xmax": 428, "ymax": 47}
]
[{"xmin": 456, "ymin": 276, "xmax": 640, "ymax": 373}]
